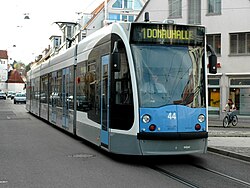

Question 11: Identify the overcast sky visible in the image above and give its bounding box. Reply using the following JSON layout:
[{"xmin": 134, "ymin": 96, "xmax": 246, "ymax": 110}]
[{"xmin": 0, "ymin": 0, "xmax": 103, "ymax": 64}]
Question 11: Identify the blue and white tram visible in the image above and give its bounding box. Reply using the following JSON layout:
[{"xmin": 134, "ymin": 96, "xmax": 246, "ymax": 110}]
[{"xmin": 26, "ymin": 22, "xmax": 217, "ymax": 155}]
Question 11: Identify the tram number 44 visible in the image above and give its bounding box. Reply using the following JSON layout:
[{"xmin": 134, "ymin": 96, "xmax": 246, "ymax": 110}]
[{"xmin": 167, "ymin": 112, "xmax": 176, "ymax": 120}]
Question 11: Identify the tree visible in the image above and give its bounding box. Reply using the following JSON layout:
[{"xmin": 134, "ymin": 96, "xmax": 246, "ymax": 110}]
[
  {"xmin": 25, "ymin": 63, "xmax": 31, "ymax": 72},
  {"xmin": 13, "ymin": 61, "xmax": 25, "ymax": 70}
]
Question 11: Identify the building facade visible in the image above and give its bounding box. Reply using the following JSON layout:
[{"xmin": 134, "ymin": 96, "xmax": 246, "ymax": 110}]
[
  {"xmin": 0, "ymin": 50, "xmax": 8, "ymax": 91},
  {"xmin": 136, "ymin": 0, "xmax": 250, "ymax": 118},
  {"xmin": 0, "ymin": 50, "xmax": 26, "ymax": 92},
  {"xmin": 79, "ymin": 0, "xmax": 147, "ymax": 38},
  {"xmin": 39, "ymin": 0, "xmax": 147, "ymax": 61}
]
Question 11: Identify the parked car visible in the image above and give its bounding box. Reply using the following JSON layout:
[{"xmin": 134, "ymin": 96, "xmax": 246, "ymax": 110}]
[
  {"xmin": 14, "ymin": 93, "xmax": 26, "ymax": 104},
  {"xmin": 7, "ymin": 91, "xmax": 15, "ymax": 98},
  {"xmin": 0, "ymin": 91, "xmax": 7, "ymax": 100},
  {"xmin": 10, "ymin": 92, "xmax": 16, "ymax": 100}
]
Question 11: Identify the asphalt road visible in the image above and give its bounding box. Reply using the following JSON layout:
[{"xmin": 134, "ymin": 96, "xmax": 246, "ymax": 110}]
[
  {"xmin": 1, "ymin": 99, "xmax": 250, "ymax": 188},
  {"xmin": 0, "ymin": 99, "xmax": 184, "ymax": 188}
]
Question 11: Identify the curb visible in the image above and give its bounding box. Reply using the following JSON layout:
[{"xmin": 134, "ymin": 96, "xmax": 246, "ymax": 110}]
[{"xmin": 207, "ymin": 147, "xmax": 250, "ymax": 162}]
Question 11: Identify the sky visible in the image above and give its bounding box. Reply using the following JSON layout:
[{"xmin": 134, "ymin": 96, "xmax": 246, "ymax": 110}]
[{"xmin": 0, "ymin": 0, "xmax": 104, "ymax": 64}]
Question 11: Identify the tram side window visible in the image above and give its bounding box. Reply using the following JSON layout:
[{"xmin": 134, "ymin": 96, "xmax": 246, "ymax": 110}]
[
  {"xmin": 48, "ymin": 73, "xmax": 52, "ymax": 105},
  {"xmin": 57, "ymin": 70, "xmax": 62, "ymax": 107},
  {"xmin": 31, "ymin": 79, "xmax": 35, "ymax": 101},
  {"xmin": 76, "ymin": 61, "xmax": 91, "ymax": 112},
  {"xmin": 87, "ymin": 60, "xmax": 100, "ymax": 123},
  {"xmin": 68, "ymin": 66, "xmax": 74, "ymax": 110},
  {"xmin": 35, "ymin": 77, "xmax": 40, "ymax": 102},
  {"xmin": 26, "ymin": 80, "xmax": 31, "ymax": 100},
  {"xmin": 50, "ymin": 71, "xmax": 61, "ymax": 107},
  {"xmin": 114, "ymin": 67, "xmax": 133, "ymax": 105},
  {"xmin": 40, "ymin": 75, "xmax": 48, "ymax": 104},
  {"xmin": 84, "ymin": 40, "xmax": 110, "ymax": 124},
  {"xmin": 49, "ymin": 72, "xmax": 56, "ymax": 106}
]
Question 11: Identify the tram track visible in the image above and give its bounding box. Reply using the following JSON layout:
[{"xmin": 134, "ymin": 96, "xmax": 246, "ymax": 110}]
[
  {"xmin": 192, "ymin": 163, "xmax": 250, "ymax": 187},
  {"xmin": 147, "ymin": 161, "xmax": 250, "ymax": 188},
  {"xmin": 149, "ymin": 165, "xmax": 199, "ymax": 188}
]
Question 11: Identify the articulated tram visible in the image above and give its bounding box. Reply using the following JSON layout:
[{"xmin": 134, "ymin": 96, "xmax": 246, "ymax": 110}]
[{"xmin": 26, "ymin": 21, "xmax": 217, "ymax": 155}]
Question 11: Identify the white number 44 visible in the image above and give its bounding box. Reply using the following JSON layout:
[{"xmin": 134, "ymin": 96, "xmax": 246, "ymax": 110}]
[{"xmin": 167, "ymin": 112, "xmax": 176, "ymax": 120}]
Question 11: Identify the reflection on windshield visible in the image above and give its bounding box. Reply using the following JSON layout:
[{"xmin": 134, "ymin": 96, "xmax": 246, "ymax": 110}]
[{"xmin": 132, "ymin": 45, "xmax": 205, "ymax": 108}]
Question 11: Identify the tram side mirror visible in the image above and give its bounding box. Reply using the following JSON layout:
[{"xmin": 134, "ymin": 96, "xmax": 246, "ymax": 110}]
[
  {"xmin": 207, "ymin": 44, "xmax": 217, "ymax": 74},
  {"xmin": 112, "ymin": 41, "xmax": 121, "ymax": 72}
]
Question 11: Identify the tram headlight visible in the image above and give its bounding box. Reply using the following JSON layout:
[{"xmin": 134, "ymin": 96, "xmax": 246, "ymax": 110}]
[
  {"xmin": 142, "ymin": 114, "xmax": 151, "ymax": 123},
  {"xmin": 198, "ymin": 114, "xmax": 205, "ymax": 123}
]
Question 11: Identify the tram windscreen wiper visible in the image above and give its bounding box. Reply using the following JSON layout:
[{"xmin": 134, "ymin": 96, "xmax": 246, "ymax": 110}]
[{"xmin": 180, "ymin": 85, "xmax": 201, "ymax": 105}]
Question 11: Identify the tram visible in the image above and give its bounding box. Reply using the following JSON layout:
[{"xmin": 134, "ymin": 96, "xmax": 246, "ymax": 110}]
[{"xmin": 26, "ymin": 21, "xmax": 217, "ymax": 155}]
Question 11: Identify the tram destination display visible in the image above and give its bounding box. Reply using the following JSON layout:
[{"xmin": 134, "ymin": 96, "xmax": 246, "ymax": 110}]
[{"xmin": 130, "ymin": 23, "xmax": 205, "ymax": 46}]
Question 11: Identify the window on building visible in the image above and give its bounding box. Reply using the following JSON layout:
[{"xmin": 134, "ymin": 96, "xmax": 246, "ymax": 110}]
[
  {"xmin": 230, "ymin": 32, "xmax": 250, "ymax": 55},
  {"xmin": 122, "ymin": 15, "xmax": 134, "ymax": 21},
  {"xmin": 66, "ymin": 25, "xmax": 74, "ymax": 39},
  {"xmin": 113, "ymin": 0, "xmax": 122, "ymax": 8},
  {"xmin": 208, "ymin": 79, "xmax": 220, "ymax": 85},
  {"xmin": 109, "ymin": 13, "xmax": 134, "ymax": 22},
  {"xmin": 188, "ymin": 0, "xmax": 201, "ymax": 25},
  {"xmin": 124, "ymin": 0, "xmax": 132, "ymax": 9},
  {"xmin": 109, "ymin": 13, "xmax": 121, "ymax": 21},
  {"xmin": 207, "ymin": 34, "xmax": 221, "ymax": 55},
  {"xmin": 208, "ymin": 78, "xmax": 220, "ymax": 115},
  {"xmin": 208, "ymin": 0, "xmax": 221, "ymax": 15},
  {"xmin": 229, "ymin": 79, "xmax": 250, "ymax": 115},
  {"xmin": 112, "ymin": 0, "xmax": 142, "ymax": 10},
  {"xmin": 134, "ymin": 0, "xmax": 143, "ymax": 10},
  {"xmin": 169, "ymin": 0, "xmax": 182, "ymax": 18},
  {"xmin": 54, "ymin": 38, "xmax": 61, "ymax": 48},
  {"xmin": 230, "ymin": 79, "xmax": 250, "ymax": 85}
]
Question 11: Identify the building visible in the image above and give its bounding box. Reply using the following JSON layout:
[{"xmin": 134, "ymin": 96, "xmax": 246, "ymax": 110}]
[
  {"xmin": 136, "ymin": 0, "xmax": 250, "ymax": 118},
  {"xmin": 35, "ymin": 0, "xmax": 147, "ymax": 65},
  {"xmin": 56, "ymin": 0, "xmax": 147, "ymax": 49},
  {"xmin": 6, "ymin": 69, "xmax": 26, "ymax": 93},
  {"xmin": 0, "ymin": 50, "xmax": 26, "ymax": 92},
  {"xmin": 0, "ymin": 50, "xmax": 8, "ymax": 91},
  {"xmin": 77, "ymin": 0, "xmax": 147, "ymax": 39}
]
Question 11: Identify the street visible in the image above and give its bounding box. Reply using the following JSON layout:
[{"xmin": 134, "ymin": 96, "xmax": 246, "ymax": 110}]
[{"xmin": 1, "ymin": 98, "xmax": 250, "ymax": 188}]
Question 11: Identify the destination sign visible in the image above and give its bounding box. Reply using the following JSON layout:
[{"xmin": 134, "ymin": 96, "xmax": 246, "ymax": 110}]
[
  {"xmin": 130, "ymin": 23, "xmax": 205, "ymax": 46},
  {"xmin": 142, "ymin": 28, "xmax": 193, "ymax": 40}
]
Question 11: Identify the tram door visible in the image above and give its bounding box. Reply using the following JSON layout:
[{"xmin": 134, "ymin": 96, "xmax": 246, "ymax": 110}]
[
  {"xmin": 51, "ymin": 72, "xmax": 57, "ymax": 123},
  {"xmin": 100, "ymin": 55, "xmax": 110, "ymax": 148},
  {"xmin": 62, "ymin": 68, "xmax": 70, "ymax": 128}
]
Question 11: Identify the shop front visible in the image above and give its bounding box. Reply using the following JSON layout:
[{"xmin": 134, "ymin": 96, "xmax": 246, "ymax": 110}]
[{"xmin": 208, "ymin": 74, "xmax": 250, "ymax": 118}]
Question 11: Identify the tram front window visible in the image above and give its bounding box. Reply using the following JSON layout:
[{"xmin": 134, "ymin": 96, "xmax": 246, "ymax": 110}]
[{"xmin": 131, "ymin": 45, "xmax": 205, "ymax": 108}]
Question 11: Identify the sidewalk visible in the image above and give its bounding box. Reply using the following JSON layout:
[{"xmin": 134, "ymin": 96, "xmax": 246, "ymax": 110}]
[
  {"xmin": 207, "ymin": 116, "xmax": 250, "ymax": 162},
  {"xmin": 208, "ymin": 115, "xmax": 250, "ymax": 128}
]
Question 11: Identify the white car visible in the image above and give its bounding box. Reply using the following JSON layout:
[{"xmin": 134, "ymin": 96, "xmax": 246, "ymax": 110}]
[
  {"xmin": 14, "ymin": 93, "xmax": 26, "ymax": 104},
  {"xmin": 7, "ymin": 91, "xmax": 15, "ymax": 98},
  {"xmin": 0, "ymin": 91, "xmax": 7, "ymax": 100}
]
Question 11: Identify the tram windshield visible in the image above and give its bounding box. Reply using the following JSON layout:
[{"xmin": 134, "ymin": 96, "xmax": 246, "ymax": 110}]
[{"xmin": 131, "ymin": 45, "xmax": 205, "ymax": 108}]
